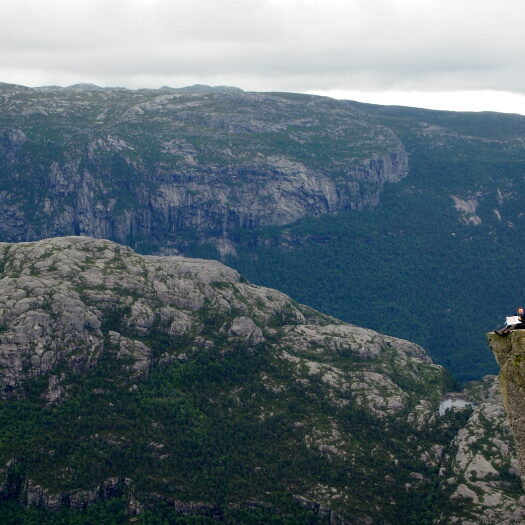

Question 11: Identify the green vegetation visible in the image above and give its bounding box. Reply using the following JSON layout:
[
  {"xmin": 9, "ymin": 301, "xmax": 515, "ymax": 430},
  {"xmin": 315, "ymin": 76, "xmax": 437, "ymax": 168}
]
[
  {"xmin": 0, "ymin": 496, "xmax": 329, "ymax": 524},
  {"xmin": 0, "ymin": 333, "xmax": 465, "ymax": 524},
  {"xmin": 226, "ymin": 105, "xmax": 525, "ymax": 383},
  {"xmin": 0, "ymin": 236, "xmax": 516, "ymax": 523}
]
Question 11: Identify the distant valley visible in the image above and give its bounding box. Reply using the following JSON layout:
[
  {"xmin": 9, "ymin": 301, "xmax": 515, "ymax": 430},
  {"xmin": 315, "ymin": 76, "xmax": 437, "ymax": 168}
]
[{"xmin": 2, "ymin": 82, "xmax": 525, "ymax": 381}]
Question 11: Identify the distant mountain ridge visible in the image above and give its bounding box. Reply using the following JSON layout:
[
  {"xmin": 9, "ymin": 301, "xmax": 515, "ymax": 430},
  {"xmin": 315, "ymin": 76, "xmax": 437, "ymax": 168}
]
[{"xmin": 0, "ymin": 82, "xmax": 407, "ymax": 255}]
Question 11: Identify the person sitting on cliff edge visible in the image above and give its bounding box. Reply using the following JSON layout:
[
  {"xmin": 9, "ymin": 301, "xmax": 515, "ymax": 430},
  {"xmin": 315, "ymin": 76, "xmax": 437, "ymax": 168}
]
[{"xmin": 495, "ymin": 306, "xmax": 525, "ymax": 336}]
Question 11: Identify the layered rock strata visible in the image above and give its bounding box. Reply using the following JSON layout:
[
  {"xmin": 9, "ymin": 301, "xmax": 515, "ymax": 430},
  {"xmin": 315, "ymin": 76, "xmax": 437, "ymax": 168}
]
[{"xmin": 0, "ymin": 83, "xmax": 407, "ymax": 253}]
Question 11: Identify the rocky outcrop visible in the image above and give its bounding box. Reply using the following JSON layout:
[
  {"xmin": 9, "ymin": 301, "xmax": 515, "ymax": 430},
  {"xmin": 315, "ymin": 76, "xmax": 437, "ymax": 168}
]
[
  {"xmin": 487, "ymin": 330, "xmax": 525, "ymax": 485},
  {"xmin": 0, "ymin": 83, "xmax": 407, "ymax": 254},
  {"xmin": 437, "ymin": 376, "xmax": 525, "ymax": 524},
  {"xmin": 0, "ymin": 236, "xmax": 288, "ymax": 395},
  {"xmin": 0, "ymin": 236, "xmax": 439, "ymax": 524},
  {"xmin": 0, "ymin": 237, "xmax": 523, "ymax": 523},
  {"xmin": 23, "ymin": 477, "xmax": 131, "ymax": 511}
]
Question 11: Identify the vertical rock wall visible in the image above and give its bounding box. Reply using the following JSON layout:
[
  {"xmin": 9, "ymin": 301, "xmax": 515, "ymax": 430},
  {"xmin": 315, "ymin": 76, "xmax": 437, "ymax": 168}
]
[{"xmin": 487, "ymin": 330, "xmax": 525, "ymax": 484}]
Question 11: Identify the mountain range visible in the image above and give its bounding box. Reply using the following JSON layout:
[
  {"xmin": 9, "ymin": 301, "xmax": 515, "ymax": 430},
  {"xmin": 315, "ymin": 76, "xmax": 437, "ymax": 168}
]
[{"xmin": 2, "ymin": 82, "xmax": 525, "ymax": 381}]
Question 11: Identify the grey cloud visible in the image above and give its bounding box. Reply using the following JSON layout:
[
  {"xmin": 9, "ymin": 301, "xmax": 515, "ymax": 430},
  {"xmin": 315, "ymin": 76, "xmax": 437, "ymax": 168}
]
[{"xmin": 0, "ymin": 0, "xmax": 524, "ymax": 93}]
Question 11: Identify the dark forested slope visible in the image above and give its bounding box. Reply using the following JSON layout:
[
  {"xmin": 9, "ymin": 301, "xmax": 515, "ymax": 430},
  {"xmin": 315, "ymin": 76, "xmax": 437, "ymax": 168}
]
[{"xmin": 227, "ymin": 104, "xmax": 525, "ymax": 382}]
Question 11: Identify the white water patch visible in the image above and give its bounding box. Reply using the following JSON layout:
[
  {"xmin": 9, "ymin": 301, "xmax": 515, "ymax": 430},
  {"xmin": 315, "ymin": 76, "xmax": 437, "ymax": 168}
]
[{"xmin": 439, "ymin": 398, "xmax": 472, "ymax": 416}]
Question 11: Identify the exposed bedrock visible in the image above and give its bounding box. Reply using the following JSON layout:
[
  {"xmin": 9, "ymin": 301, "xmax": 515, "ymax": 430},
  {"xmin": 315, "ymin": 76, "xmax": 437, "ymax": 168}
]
[
  {"xmin": 487, "ymin": 330, "xmax": 525, "ymax": 485},
  {"xmin": 0, "ymin": 84, "xmax": 408, "ymax": 252}
]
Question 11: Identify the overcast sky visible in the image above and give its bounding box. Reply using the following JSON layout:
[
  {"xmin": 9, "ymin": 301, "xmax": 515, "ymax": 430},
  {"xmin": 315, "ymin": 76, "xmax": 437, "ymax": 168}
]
[{"xmin": 2, "ymin": 0, "xmax": 525, "ymax": 114}]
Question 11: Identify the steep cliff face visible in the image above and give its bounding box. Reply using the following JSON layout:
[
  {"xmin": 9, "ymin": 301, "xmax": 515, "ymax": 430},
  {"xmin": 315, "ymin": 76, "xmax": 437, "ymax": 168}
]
[
  {"xmin": 0, "ymin": 237, "xmax": 523, "ymax": 523},
  {"xmin": 436, "ymin": 376, "xmax": 525, "ymax": 524},
  {"xmin": 0, "ymin": 83, "xmax": 407, "ymax": 253},
  {"xmin": 487, "ymin": 331, "xmax": 525, "ymax": 485}
]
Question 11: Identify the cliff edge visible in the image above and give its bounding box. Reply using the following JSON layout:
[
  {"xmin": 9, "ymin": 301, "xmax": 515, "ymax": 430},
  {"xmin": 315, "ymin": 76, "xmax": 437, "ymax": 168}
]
[
  {"xmin": 0, "ymin": 84, "xmax": 408, "ymax": 254},
  {"xmin": 487, "ymin": 330, "xmax": 525, "ymax": 484}
]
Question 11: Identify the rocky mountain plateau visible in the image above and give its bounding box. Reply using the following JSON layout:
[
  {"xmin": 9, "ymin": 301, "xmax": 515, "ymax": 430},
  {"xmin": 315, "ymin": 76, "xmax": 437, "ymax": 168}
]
[
  {"xmin": 0, "ymin": 236, "xmax": 523, "ymax": 524},
  {"xmin": 0, "ymin": 83, "xmax": 407, "ymax": 256}
]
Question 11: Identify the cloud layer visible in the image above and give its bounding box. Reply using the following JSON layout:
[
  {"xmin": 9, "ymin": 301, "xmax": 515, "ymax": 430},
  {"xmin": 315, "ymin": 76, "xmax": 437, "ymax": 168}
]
[{"xmin": 1, "ymin": 0, "xmax": 523, "ymax": 97}]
